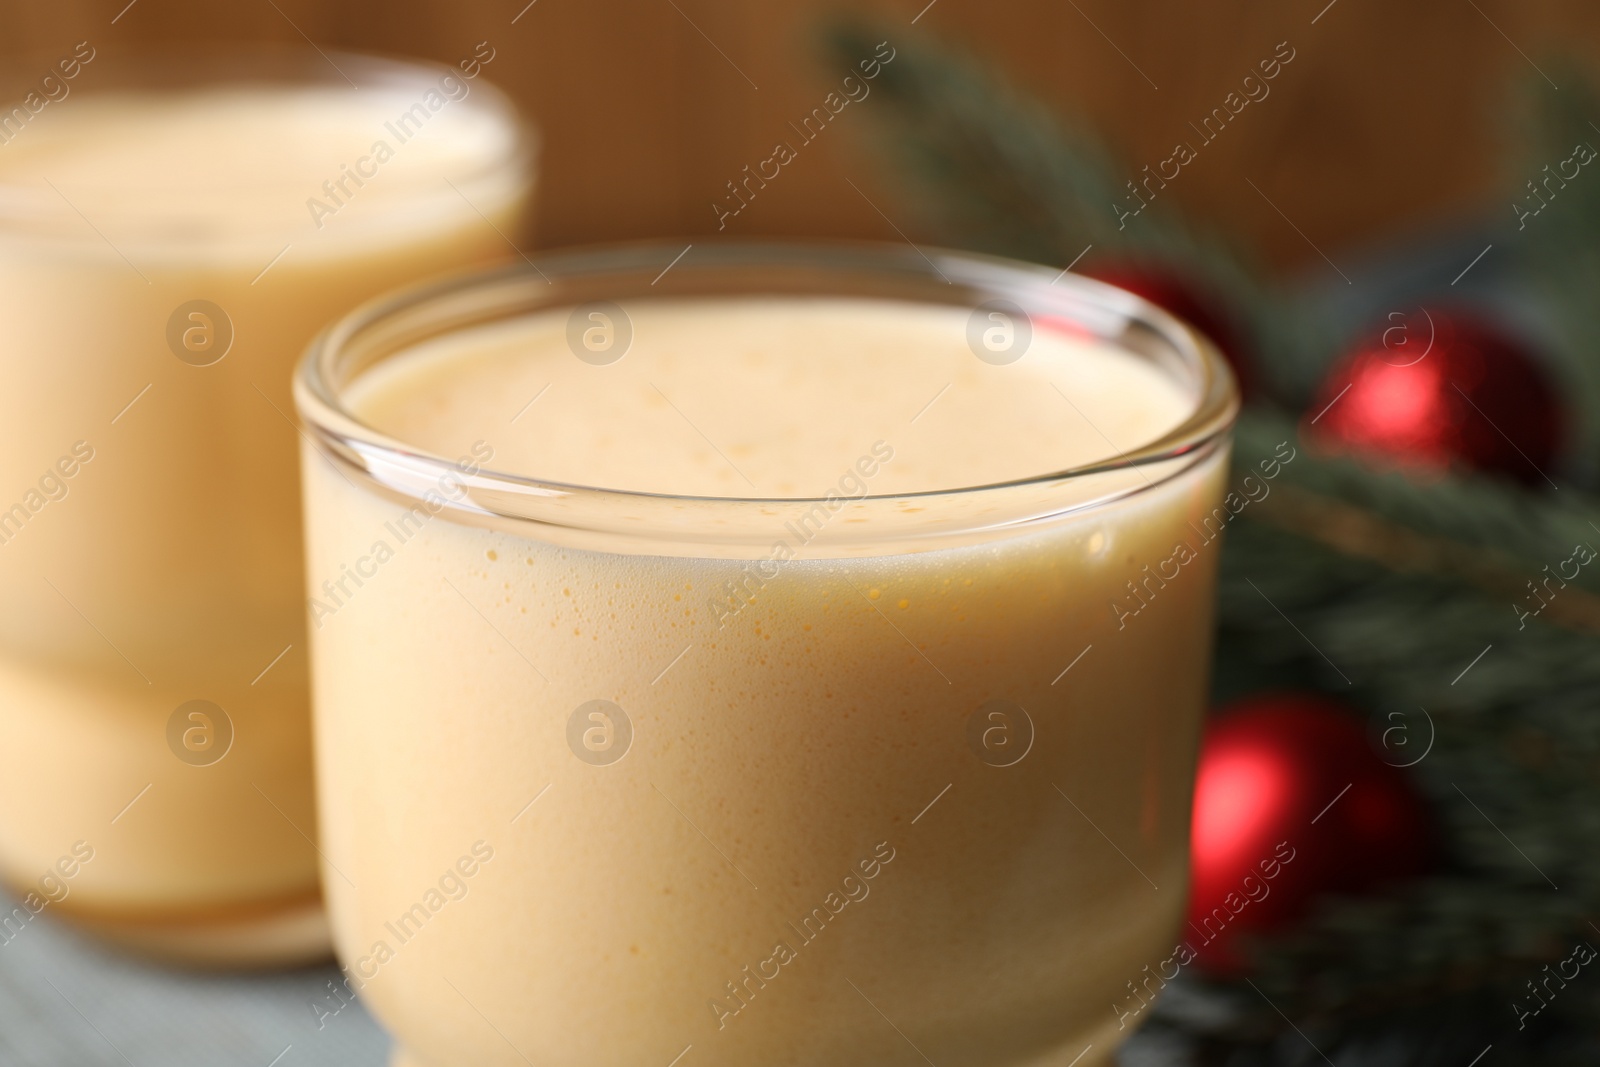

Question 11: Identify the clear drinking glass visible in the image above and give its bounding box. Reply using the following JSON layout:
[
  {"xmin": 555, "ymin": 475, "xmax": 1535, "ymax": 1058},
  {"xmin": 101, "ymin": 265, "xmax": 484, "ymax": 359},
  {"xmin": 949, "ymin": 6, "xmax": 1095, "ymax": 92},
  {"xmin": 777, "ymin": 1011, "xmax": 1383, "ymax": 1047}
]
[
  {"xmin": 295, "ymin": 242, "xmax": 1237, "ymax": 1066},
  {"xmin": 0, "ymin": 44, "xmax": 534, "ymax": 964}
]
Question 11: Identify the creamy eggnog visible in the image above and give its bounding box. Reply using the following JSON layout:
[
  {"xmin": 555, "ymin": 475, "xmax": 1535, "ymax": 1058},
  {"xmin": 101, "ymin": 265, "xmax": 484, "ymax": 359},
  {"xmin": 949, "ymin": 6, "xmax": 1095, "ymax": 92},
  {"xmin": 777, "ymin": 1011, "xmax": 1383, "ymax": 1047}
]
[
  {"xmin": 298, "ymin": 251, "xmax": 1234, "ymax": 1066},
  {"xmin": 0, "ymin": 51, "xmax": 531, "ymax": 963}
]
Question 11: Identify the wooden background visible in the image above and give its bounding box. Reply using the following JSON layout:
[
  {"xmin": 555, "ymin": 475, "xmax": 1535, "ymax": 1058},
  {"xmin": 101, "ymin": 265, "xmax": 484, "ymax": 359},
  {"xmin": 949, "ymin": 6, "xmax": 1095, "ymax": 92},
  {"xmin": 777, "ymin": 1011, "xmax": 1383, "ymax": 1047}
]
[{"xmin": 4, "ymin": 0, "xmax": 1598, "ymax": 272}]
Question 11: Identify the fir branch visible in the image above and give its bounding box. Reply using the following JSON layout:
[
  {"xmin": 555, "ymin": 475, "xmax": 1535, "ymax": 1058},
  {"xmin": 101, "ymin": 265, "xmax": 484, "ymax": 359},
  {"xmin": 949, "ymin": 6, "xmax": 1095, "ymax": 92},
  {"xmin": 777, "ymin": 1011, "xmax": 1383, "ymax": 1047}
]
[
  {"xmin": 1233, "ymin": 412, "xmax": 1600, "ymax": 602},
  {"xmin": 1217, "ymin": 421, "xmax": 1600, "ymax": 1023},
  {"xmin": 1250, "ymin": 483, "xmax": 1600, "ymax": 636}
]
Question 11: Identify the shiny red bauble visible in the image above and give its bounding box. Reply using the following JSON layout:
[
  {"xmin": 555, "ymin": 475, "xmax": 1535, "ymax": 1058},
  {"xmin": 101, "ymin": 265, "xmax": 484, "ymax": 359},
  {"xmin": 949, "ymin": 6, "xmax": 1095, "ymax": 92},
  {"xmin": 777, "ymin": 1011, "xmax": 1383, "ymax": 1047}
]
[
  {"xmin": 1304, "ymin": 309, "xmax": 1561, "ymax": 485},
  {"xmin": 1186, "ymin": 693, "xmax": 1432, "ymax": 973},
  {"xmin": 1086, "ymin": 261, "xmax": 1256, "ymax": 400}
]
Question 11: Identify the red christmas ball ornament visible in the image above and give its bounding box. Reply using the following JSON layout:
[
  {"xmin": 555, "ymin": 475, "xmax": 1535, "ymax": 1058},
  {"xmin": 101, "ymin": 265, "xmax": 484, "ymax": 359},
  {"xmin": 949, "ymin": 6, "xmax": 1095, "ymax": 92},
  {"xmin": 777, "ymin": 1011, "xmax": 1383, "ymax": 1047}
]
[
  {"xmin": 1185, "ymin": 693, "xmax": 1432, "ymax": 973},
  {"xmin": 1085, "ymin": 261, "xmax": 1256, "ymax": 400},
  {"xmin": 1304, "ymin": 309, "xmax": 1561, "ymax": 485}
]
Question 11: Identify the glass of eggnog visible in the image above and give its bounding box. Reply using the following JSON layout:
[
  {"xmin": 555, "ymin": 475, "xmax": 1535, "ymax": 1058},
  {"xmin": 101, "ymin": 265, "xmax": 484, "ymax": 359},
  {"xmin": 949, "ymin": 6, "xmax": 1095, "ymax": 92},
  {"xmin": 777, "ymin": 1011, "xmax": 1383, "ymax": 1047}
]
[
  {"xmin": 0, "ymin": 44, "xmax": 533, "ymax": 965},
  {"xmin": 295, "ymin": 242, "xmax": 1237, "ymax": 1067}
]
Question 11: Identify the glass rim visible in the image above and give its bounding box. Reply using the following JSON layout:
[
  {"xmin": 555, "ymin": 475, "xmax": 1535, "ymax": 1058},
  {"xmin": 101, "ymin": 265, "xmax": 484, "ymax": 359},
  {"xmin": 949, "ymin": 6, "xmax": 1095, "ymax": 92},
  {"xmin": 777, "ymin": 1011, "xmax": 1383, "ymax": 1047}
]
[
  {"xmin": 294, "ymin": 239, "xmax": 1240, "ymax": 546},
  {"xmin": 0, "ymin": 42, "xmax": 535, "ymax": 245}
]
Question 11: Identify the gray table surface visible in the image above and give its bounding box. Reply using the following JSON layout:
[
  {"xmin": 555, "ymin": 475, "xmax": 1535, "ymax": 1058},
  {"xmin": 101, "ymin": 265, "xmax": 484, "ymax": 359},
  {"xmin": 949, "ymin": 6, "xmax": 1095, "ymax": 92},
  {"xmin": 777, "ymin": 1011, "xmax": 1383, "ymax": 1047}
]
[{"xmin": 0, "ymin": 892, "xmax": 389, "ymax": 1067}]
